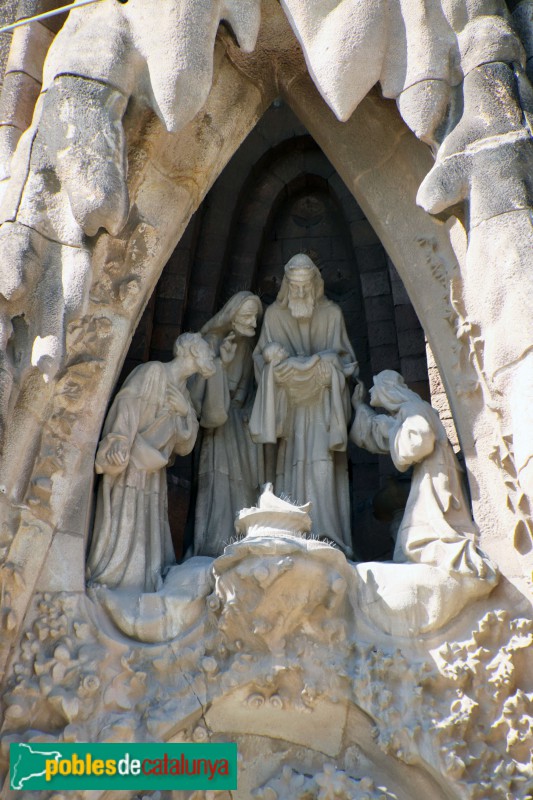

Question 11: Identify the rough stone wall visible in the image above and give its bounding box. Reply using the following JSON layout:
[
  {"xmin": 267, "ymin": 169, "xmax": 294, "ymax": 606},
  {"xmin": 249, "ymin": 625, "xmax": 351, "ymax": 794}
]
[
  {"xmin": 427, "ymin": 341, "xmax": 460, "ymax": 451},
  {"xmin": 0, "ymin": 1, "xmax": 17, "ymax": 88}
]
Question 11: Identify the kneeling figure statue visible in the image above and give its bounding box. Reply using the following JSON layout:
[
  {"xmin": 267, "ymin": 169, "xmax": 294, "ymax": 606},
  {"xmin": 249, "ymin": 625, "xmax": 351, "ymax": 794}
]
[{"xmin": 351, "ymin": 370, "xmax": 496, "ymax": 578}]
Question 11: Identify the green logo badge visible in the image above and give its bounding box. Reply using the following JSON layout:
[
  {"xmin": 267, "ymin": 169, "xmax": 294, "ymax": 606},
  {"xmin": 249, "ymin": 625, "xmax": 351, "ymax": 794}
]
[{"xmin": 10, "ymin": 742, "xmax": 237, "ymax": 791}]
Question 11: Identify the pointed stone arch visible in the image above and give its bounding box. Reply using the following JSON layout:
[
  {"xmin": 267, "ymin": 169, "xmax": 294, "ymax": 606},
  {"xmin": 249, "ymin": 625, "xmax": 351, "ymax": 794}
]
[{"xmin": 0, "ymin": 0, "xmax": 529, "ymax": 681}]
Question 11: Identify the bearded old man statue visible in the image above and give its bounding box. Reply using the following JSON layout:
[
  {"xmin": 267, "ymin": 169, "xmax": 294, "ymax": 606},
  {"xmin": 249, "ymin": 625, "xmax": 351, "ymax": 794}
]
[
  {"xmin": 250, "ymin": 254, "xmax": 357, "ymax": 557},
  {"xmin": 190, "ymin": 291, "xmax": 264, "ymax": 557}
]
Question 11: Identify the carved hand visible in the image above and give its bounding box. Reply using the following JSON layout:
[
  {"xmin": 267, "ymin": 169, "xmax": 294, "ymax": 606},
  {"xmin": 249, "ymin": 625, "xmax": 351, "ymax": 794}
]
[
  {"xmin": 166, "ymin": 386, "xmax": 190, "ymax": 416},
  {"xmin": 220, "ymin": 332, "xmax": 238, "ymax": 366},
  {"xmin": 106, "ymin": 439, "xmax": 129, "ymax": 467},
  {"xmin": 351, "ymin": 381, "xmax": 366, "ymax": 409},
  {"xmin": 175, "ymin": 408, "xmax": 195, "ymax": 439}
]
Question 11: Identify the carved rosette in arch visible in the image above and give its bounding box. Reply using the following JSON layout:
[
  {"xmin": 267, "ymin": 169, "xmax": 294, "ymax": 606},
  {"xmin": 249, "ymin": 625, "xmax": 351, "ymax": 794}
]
[{"xmin": 0, "ymin": 0, "xmax": 531, "ymax": 789}]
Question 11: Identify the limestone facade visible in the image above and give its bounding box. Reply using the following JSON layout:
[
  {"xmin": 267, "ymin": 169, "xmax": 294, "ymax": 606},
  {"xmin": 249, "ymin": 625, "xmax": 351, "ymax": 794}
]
[{"xmin": 0, "ymin": 1, "xmax": 532, "ymax": 798}]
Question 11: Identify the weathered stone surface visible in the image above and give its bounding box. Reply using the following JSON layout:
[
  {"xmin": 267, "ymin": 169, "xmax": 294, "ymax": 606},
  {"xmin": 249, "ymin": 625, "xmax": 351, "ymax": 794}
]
[
  {"xmin": 0, "ymin": 1, "xmax": 531, "ymax": 796},
  {"xmin": 0, "ymin": 124, "xmax": 21, "ymax": 182},
  {"xmin": 514, "ymin": 0, "xmax": 533, "ymax": 80},
  {"xmin": 0, "ymin": 0, "xmax": 17, "ymax": 88},
  {"xmin": 5, "ymin": 21, "xmax": 53, "ymax": 83},
  {"xmin": 0, "ymin": 69, "xmax": 40, "ymax": 130},
  {"xmin": 42, "ymin": 0, "xmax": 262, "ymax": 132},
  {"xmin": 36, "ymin": 531, "xmax": 85, "ymax": 593},
  {"xmin": 458, "ymin": 15, "xmax": 525, "ymax": 78},
  {"xmin": 397, "ymin": 79, "xmax": 451, "ymax": 147}
]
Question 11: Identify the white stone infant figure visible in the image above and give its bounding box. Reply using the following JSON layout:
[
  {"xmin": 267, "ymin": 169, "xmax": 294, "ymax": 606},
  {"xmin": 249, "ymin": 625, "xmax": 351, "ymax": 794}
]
[{"xmin": 263, "ymin": 341, "xmax": 289, "ymax": 367}]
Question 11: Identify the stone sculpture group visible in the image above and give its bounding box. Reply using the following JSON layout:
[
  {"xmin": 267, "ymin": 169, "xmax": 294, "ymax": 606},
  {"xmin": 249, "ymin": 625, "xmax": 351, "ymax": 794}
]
[
  {"xmin": 86, "ymin": 253, "xmax": 496, "ymax": 633},
  {"xmin": 87, "ymin": 252, "xmax": 359, "ymax": 584},
  {"xmin": 1, "ymin": 0, "xmax": 530, "ymax": 793}
]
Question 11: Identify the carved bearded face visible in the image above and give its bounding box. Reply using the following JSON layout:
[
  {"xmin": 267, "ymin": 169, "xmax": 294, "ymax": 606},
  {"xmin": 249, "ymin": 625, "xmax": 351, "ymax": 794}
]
[
  {"xmin": 233, "ymin": 299, "xmax": 259, "ymax": 337},
  {"xmin": 287, "ymin": 278, "xmax": 315, "ymax": 320}
]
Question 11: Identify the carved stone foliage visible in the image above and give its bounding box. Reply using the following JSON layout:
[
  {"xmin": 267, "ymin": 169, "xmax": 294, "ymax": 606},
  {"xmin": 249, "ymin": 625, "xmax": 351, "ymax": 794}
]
[
  {"xmin": 415, "ymin": 233, "xmax": 533, "ymax": 550},
  {"xmin": 254, "ymin": 764, "xmax": 397, "ymax": 799},
  {"xmin": 0, "ymin": 533, "xmax": 531, "ymax": 799},
  {"xmin": 370, "ymin": 611, "xmax": 533, "ymax": 798},
  {"xmin": 26, "ymin": 314, "xmax": 115, "ymax": 514},
  {"xmin": 416, "ymin": 235, "xmax": 476, "ymax": 396}
]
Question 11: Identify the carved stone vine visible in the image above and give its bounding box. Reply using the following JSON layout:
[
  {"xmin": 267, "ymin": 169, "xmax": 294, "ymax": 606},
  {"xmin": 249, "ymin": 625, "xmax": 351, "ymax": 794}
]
[
  {"xmin": 416, "ymin": 234, "xmax": 533, "ymax": 548},
  {"xmin": 0, "ymin": 565, "xmax": 531, "ymax": 799}
]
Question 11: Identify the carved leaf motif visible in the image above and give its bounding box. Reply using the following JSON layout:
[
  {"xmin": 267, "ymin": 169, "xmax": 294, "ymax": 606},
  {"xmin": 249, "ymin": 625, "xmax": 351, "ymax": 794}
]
[
  {"xmin": 48, "ymin": 692, "xmax": 80, "ymax": 723},
  {"xmin": 73, "ymin": 622, "xmax": 91, "ymax": 641},
  {"xmin": 103, "ymin": 676, "xmax": 134, "ymax": 711},
  {"xmin": 4, "ymin": 609, "xmax": 17, "ymax": 631}
]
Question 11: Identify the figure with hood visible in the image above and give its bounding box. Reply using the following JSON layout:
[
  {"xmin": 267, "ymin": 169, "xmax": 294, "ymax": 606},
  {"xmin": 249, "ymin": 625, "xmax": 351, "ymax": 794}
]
[
  {"xmin": 191, "ymin": 291, "xmax": 264, "ymax": 557},
  {"xmin": 350, "ymin": 370, "xmax": 496, "ymax": 579}
]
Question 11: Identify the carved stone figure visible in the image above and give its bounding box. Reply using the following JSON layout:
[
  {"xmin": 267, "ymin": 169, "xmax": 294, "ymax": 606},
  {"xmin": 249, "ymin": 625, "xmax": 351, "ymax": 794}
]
[
  {"xmin": 250, "ymin": 254, "xmax": 357, "ymax": 556},
  {"xmin": 1, "ymin": 3, "xmax": 533, "ymax": 796},
  {"xmin": 191, "ymin": 291, "xmax": 263, "ymax": 557},
  {"xmin": 87, "ymin": 332, "xmax": 216, "ymax": 591},
  {"xmin": 350, "ymin": 370, "xmax": 496, "ymax": 579}
]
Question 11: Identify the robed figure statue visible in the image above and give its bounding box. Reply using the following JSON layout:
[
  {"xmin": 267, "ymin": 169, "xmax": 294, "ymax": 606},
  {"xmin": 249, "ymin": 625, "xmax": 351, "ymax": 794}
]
[
  {"xmin": 87, "ymin": 333, "xmax": 216, "ymax": 591},
  {"xmin": 191, "ymin": 291, "xmax": 263, "ymax": 557},
  {"xmin": 250, "ymin": 254, "xmax": 357, "ymax": 557},
  {"xmin": 350, "ymin": 370, "xmax": 497, "ymax": 579}
]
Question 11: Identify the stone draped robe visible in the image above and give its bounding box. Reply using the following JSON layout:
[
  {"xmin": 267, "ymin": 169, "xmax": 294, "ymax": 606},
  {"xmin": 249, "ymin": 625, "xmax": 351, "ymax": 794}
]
[
  {"xmin": 87, "ymin": 362, "xmax": 198, "ymax": 591},
  {"xmin": 250, "ymin": 298, "xmax": 355, "ymax": 555},
  {"xmin": 191, "ymin": 337, "xmax": 262, "ymax": 557},
  {"xmin": 351, "ymin": 396, "xmax": 494, "ymax": 578}
]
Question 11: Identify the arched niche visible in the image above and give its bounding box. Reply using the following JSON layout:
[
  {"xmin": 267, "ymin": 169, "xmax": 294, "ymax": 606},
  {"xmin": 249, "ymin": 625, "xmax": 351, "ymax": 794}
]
[
  {"xmin": 118, "ymin": 103, "xmax": 432, "ymax": 563},
  {"xmin": 3, "ymin": 17, "xmax": 528, "ymax": 681}
]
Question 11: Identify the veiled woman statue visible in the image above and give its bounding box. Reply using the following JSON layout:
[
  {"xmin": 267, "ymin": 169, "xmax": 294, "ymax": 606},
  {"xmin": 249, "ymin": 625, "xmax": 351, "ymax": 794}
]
[
  {"xmin": 87, "ymin": 333, "xmax": 216, "ymax": 591},
  {"xmin": 191, "ymin": 291, "xmax": 263, "ymax": 557},
  {"xmin": 350, "ymin": 370, "xmax": 496, "ymax": 579}
]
